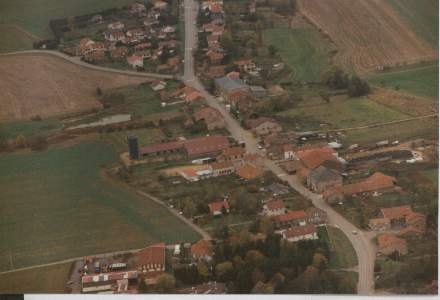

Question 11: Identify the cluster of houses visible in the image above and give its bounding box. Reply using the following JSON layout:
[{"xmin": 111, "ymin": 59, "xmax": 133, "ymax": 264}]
[
  {"xmin": 73, "ymin": 1, "xmax": 181, "ymax": 73},
  {"xmin": 262, "ymin": 198, "xmax": 327, "ymax": 242},
  {"xmin": 178, "ymin": 144, "xmax": 265, "ymax": 182},
  {"xmin": 78, "ymin": 239, "xmax": 228, "ymax": 294},
  {"xmin": 368, "ymin": 204, "xmax": 427, "ymax": 257}
]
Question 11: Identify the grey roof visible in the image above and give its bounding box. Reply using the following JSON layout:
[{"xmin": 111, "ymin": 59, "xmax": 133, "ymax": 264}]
[
  {"xmin": 215, "ymin": 76, "xmax": 247, "ymax": 92},
  {"xmin": 267, "ymin": 182, "xmax": 289, "ymax": 194},
  {"xmin": 250, "ymin": 85, "xmax": 266, "ymax": 92},
  {"xmin": 309, "ymin": 166, "xmax": 341, "ymax": 182}
]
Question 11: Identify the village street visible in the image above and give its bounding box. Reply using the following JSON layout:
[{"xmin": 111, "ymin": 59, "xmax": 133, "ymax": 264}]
[{"xmin": 182, "ymin": 0, "xmax": 375, "ymax": 294}]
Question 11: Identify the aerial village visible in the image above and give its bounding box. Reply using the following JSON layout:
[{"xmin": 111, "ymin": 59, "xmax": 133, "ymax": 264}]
[
  {"xmin": 52, "ymin": 0, "xmax": 437, "ymax": 294},
  {"xmin": 53, "ymin": 1, "xmax": 183, "ymax": 74},
  {"xmin": 0, "ymin": 0, "xmax": 437, "ymax": 295}
]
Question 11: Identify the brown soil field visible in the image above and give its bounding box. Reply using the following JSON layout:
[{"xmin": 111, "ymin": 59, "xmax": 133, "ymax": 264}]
[
  {"xmin": 298, "ymin": 0, "xmax": 437, "ymax": 73},
  {"xmin": 0, "ymin": 54, "xmax": 148, "ymax": 122},
  {"xmin": 368, "ymin": 88, "xmax": 438, "ymax": 117}
]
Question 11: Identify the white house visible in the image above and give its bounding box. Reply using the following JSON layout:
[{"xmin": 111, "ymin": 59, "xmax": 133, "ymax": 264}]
[
  {"xmin": 127, "ymin": 54, "xmax": 144, "ymax": 69},
  {"xmin": 151, "ymin": 80, "xmax": 167, "ymax": 91},
  {"xmin": 108, "ymin": 21, "xmax": 125, "ymax": 30},
  {"xmin": 262, "ymin": 199, "xmax": 286, "ymax": 216},
  {"xmin": 283, "ymin": 144, "xmax": 295, "ymax": 160}
]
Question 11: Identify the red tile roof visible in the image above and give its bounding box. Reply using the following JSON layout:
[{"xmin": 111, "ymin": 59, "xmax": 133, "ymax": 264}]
[
  {"xmin": 265, "ymin": 199, "xmax": 285, "ymax": 211},
  {"xmin": 210, "ymin": 161, "xmax": 234, "ymax": 170},
  {"xmin": 380, "ymin": 205, "xmax": 412, "ymax": 219},
  {"xmin": 236, "ymin": 163, "xmax": 264, "ymax": 180},
  {"xmin": 221, "ymin": 146, "xmax": 246, "ymax": 157},
  {"xmin": 283, "ymin": 224, "xmax": 316, "ymax": 238},
  {"xmin": 297, "ymin": 148, "xmax": 338, "ymax": 170},
  {"xmin": 184, "ymin": 135, "xmax": 229, "ymax": 157},
  {"xmin": 273, "ymin": 210, "xmax": 307, "ymax": 223},
  {"xmin": 377, "ymin": 233, "xmax": 407, "ymax": 254},
  {"xmin": 208, "ymin": 200, "xmax": 229, "ymax": 214},
  {"xmin": 139, "ymin": 141, "xmax": 183, "ymax": 155},
  {"xmin": 136, "ymin": 243, "xmax": 165, "ymax": 267}
]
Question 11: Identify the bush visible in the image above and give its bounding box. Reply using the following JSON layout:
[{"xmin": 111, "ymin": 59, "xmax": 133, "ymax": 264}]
[{"xmin": 29, "ymin": 135, "xmax": 48, "ymax": 151}]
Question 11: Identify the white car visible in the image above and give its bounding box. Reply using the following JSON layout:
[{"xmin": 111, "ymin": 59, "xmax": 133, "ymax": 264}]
[{"xmin": 352, "ymin": 230, "xmax": 358, "ymax": 235}]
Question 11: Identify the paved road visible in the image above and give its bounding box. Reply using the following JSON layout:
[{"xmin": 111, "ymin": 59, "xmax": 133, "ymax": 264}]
[
  {"xmin": 182, "ymin": 0, "xmax": 375, "ymax": 294},
  {"xmin": 0, "ymin": 50, "xmax": 175, "ymax": 80}
]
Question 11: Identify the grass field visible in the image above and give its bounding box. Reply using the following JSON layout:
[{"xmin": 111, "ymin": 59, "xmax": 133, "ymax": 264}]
[
  {"xmin": 0, "ymin": 142, "xmax": 200, "ymax": 272},
  {"xmin": 341, "ymin": 118, "xmax": 438, "ymax": 146},
  {"xmin": 98, "ymin": 127, "xmax": 166, "ymax": 153},
  {"xmin": 0, "ymin": 25, "xmax": 36, "ymax": 53},
  {"xmin": 0, "ymin": 0, "xmax": 136, "ymax": 38},
  {"xmin": 263, "ymin": 25, "xmax": 334, "ymax": 82},
  {"xmin": 0, "ymin": 118, "xmax": 63, "ymax": 139},
  {"xmin": 386, "ymin": 0, "xmax": 439, "ymax": 48},
  {"xmin": 0, "ymin": 263, "xmax": 72, "ymax": 293},
  {"xmin": 277, "ymin": 97, "xmax": 410, "ymax": 131},
  {"xmin": 368, "ymin": 62, "xmax": 439, "ymax": 99},
  {"xmin": 323, "ymin": 226, "xmax": 358, "ymax": 269}
]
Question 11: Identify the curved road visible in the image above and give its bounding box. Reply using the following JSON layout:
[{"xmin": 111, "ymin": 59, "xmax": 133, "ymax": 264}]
[
  {"xmin": 0, "ymin": 50, "xmax": 175, "ymax": 80},
  {"xmin": 182, "ymin": 0, "xmax": 375, "ymax": 294}
]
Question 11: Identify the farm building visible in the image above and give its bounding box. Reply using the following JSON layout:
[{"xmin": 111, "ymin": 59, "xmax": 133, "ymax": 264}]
[
  {"xmin": 193, "ymin": 107, "xmax": 225, "ymax": 130},
  {"xmin": 306, "ymin": 165, "xmax": 342, "ymax": 193},
  {"xmin": 208, "ymin": 200, "xmax": 230, "ymax": 216},
  {"xmin": 244, "ymin": 117, "xmax": 282, "ymax": 136},
  {"xmin": 272, "ymin": 210, "xmax": 308, "ymax": 230},
  {"xmin": 81, "ymin": 270, "xmax": 138, "ymax": 293},
  {"xmin": 262, "ymin": 199, "xmax": 286, "ymax": 216},
  {"xmin": 282, "ymin": 225, "xmax": 318, "ymax": 242},
  {"xmin": 377, "ymin": 234, "xmax": 408, "ymax": 256}
]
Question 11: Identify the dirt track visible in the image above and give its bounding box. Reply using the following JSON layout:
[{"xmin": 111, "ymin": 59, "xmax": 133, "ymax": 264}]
[
  {"xmin": 298, "ymin": 0, "xmax": 437, "ymax": 73},
  {"xmin": 0, "ymin": 54, "xmax": 150, "ymax": 122}
]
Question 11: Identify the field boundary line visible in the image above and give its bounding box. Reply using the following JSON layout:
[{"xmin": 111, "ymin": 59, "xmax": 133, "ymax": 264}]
[{"xmin": 0, "ymin": 50, "xmax": 176, "ymax": 80}]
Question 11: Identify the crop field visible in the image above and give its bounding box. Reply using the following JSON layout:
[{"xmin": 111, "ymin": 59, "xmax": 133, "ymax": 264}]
[
  {"xmin": 263, "ymin": 24, "xmax": 335, "ymax": 82},
  {"xmin": 0, "ymin": 0, "xmax": 136, "ymax": 38},
  {"xmin": 0, "ymin": 262, "xmax": 72, "ymax": 293},
  {"xmin": 386, "ymin": 0, "xmax": 439, "ymax": 48},
  {"xmin": 0, "ymin": 25, "xmax": 36, "ymax": 53},
  {"xmin": 368, "ymin": 62, "xmax": 439, "ymax": 99},
  {"xmin": 0, "ymin": 142, "xmax": 201, "ymax": 272},
  {"xmin": 0, "ymin": 54, "xmax": 148, "ymax": 122},
  {"xmin": 366, "ymin": 88, "xmax": 437, "ymax": 117},
  {"xmin": 277, "ymin": 97, "xmax": 410, "ymax": 131},
  {"xmin": 297, "ymin": 0, "xmax": 437, "ymax": 73}
]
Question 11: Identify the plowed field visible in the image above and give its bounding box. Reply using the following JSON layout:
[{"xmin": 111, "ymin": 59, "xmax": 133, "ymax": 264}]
[
  {"xmin": 0, "ymin": 54, "xmax": 147, "ymax": 122},
  {"xmin": 298, "ymin": 0, "xmax": 437, "ymax": 73}
]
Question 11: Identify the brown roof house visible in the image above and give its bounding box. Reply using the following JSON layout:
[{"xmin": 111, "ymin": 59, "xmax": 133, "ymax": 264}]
[
  {"xmin": 216, "ymin": 146, "xmax": 246, "ymax": 165},
  {"xmin": 136, "ymin": 242, "xmax": 166, "ymax": 283},
  {"xmin": 377, "ymin": 234, "xmax": 408, "ymax": 256},
  {"xmin": 368, "ymin": 218, "xmax": 391, "ymax": 231},
  {"xmin": 244, "ymin": 117, "xmax": 282, "ymax": 136},
  {"xmin": 324, "ymin": 172, "xmax": 397, "ymax": 204},
  {"xmin": 306, "ymin": 165, "xmax": 342, "ymax": 193},
  {"xmin": 208, "ymin": 200, "xmax": 230, "ymax": 216},
  {"xmin": 214, "ymin": 76, "xmax": 249, "ymax": 102},
  {"xmin": 282, "ymin": 225, "xmax": 318, "ymax": 242},
  {"xmin": 193, "ymin": 107, "xmax": 225, "ymax": 130},
  {"xmin": 236, "ymin": 163, "xmax": 264, "ymax": 180},
  {"xmin": 272, "ymin": 210, "xmax": 307, "ymax": 231},
  {"xmin": 262, "ymin": 199, "xmax": 286, "ymax": 217}
]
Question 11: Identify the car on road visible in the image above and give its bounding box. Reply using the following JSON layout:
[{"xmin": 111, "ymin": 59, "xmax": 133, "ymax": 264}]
[{"xmin": 352, "ymin": 230, "xmax": 358, "ymax": 235}]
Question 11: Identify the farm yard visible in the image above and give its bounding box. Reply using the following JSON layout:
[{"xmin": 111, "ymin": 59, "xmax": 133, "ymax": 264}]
[
  {"xmin": 0, "ymin": 54, "xmax": 148, "ymax": 122},
  {"xmin": 297, "ymin": 0, "xmax": 437, "ymax": 73},
  {"xmin": 0, "ymin": 142, "xmax": 201, "ymax": 272},
  {"xmin": 0, "ymin": 0, "xmax": 136, "ymax": 39}
]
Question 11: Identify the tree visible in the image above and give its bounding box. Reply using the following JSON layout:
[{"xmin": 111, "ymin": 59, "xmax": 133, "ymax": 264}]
[
  {"xmin": 268, "ymin": 45, "xmax": 277, "ymax": 57},
  {"xmin": 182, "ymin": 198, "xmax": 197, "ymax": 217},
  {"xmin": 348, "ymin": 75, "xmax": 370, "ymax": 97},
  {"xmin": 96, "ymin": 87, "xmax": 102, "ymax": 96},
  {"xmin": 155, "ymin": 274, "xmax": 176, "ymax": 293},
  {"xmin": 245, "ymin": 250, "xmax": 265, "ymax": 267},
  {"xmin": 215, "ymin": 261, "xmax": 234, "ymax": 281},
  {"xmin": 15, "ymin": 135, "xmax": 27, "ymax": 148},
  {"xmin": 197, "ymin": 261, "xmax": 211, "ymax": 280},
  {"xmin": 322, "ymin": 67, "xmax": 349, "ymax": 89},
  {"xmin": 312, "ymin": 253, "xmax": 328, "ymax": 271}
]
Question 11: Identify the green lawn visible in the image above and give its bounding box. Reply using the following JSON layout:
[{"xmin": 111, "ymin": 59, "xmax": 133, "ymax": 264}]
[
  {"xmin": 0, "ymin": 0, "xmax": 136, "ymax": 38},
  {"xmin": 386, "ymin": 0, "xmax": 439, "ymax": 48},
  {"xmin": 0, "ymin": 25, "xmax": 36, "ymax": 53},
  {"xmin": 0, "ymin": 262, "xmax": 72, "ymax": 293},
  {"xmin": 0, "ymin": 118, "xmax": 63, "ymax": 139},
  {"xmin": 324, "ymin": 226, "xmax": 358, "ymax": 269},
  {"xmin": 263, "ymin": 25, "xmax": 335, "ymax": 82},
  {"xmin": 368, "ymin": 62, "xmax": 439, "ymax": 99},
  {"xmin": 277, "ymin": 97, "xmax": 410, "ymax": 131},
  {"xmin": 0, "ymin": 142, "xmax": 200, "ymax": 272},
  {"xmin": 421, "ymin": 169, "xmax": 438, "ymax": 186},
  {"xmin": 341, "ymin": 118, "xmax": 438, "ymax": 146}
]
